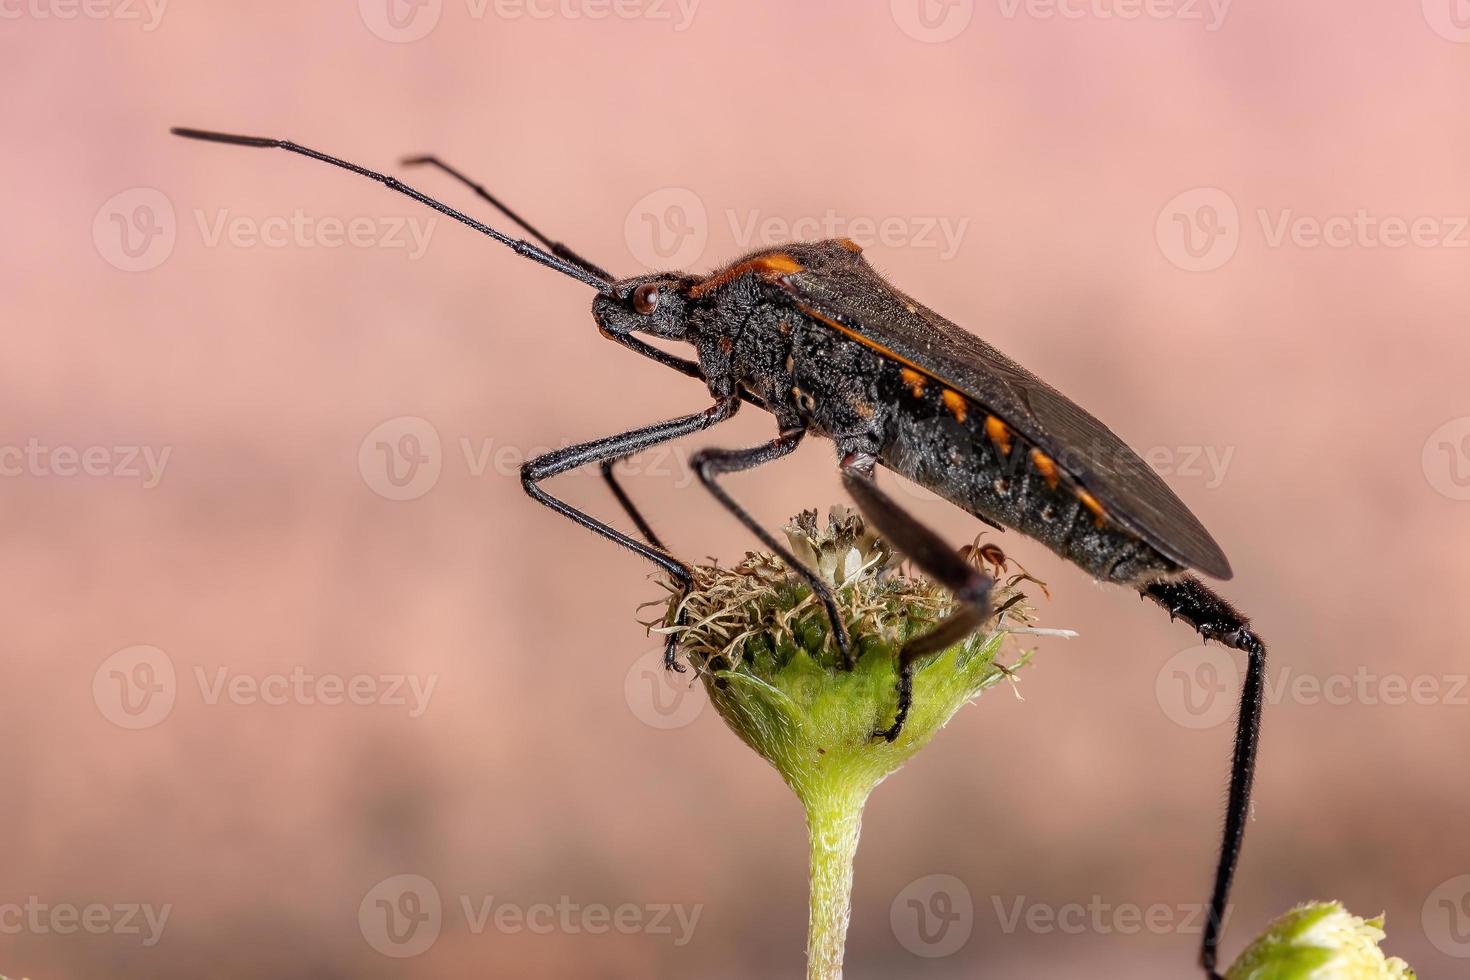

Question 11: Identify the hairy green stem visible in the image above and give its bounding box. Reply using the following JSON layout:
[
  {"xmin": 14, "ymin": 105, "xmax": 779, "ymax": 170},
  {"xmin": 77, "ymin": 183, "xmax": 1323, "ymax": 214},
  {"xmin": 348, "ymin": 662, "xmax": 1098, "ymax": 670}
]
[{"xmin": 804, "ymin": 783, "xmax": 870, "ymax": 980}]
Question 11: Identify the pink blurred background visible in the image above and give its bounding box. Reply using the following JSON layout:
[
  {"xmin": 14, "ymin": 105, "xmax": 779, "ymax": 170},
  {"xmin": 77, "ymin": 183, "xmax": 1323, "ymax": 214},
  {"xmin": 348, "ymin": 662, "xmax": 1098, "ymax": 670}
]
[{"xmin": 5, "ymin": 1, "xmax": 1470, "ymax": 976}]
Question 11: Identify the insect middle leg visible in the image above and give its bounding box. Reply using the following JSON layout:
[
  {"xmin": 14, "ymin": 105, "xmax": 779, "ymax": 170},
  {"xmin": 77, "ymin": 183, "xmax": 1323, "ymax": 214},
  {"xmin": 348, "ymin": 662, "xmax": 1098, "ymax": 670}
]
[
  {"xmin": 600, "ymin": 459, "xmax": 667, "ymax": 550},
  {"xmin": 521, "ymin": 397, "xmax": 739, "ymax": 669},
  {"xmin": 1143, "ymin": 576, "xmax": 1267, "ymax": 980},
  {"xmin": 839, "ymin": 452, "xmax": 994, "ymax": 742},
  {"xmin": 689, "ymin": 428, "xmax": 857, "ymax": 669}
]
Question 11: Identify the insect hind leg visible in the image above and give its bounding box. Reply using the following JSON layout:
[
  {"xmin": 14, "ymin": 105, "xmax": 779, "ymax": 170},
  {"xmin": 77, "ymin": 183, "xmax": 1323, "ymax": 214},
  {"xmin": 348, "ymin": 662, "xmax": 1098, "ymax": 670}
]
[
  {"xmin": 840, "ymin": 453, "xmax": 994, "ymax": 743},
  {"xmin": 1143, "ymin": 575, "xmax": 1266, "ymax": 979}
]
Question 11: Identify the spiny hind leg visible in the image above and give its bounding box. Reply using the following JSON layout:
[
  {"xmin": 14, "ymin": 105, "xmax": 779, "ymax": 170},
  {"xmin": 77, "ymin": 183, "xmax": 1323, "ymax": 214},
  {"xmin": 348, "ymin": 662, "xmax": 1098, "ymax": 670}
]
[{"xmin": 1143, "ymin": 575, "xmax": 1267, "ymax": 979}]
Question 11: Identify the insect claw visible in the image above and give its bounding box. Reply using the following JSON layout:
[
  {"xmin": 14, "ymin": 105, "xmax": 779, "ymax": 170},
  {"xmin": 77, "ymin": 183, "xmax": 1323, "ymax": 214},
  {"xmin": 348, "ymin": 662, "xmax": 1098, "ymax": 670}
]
[
  {"xmin": 664, "ymin": 635, "xmax": 686, "ymax": 673},
  {"xmin": 871, "ymin": 724, "xmax": 900, "ymax": 744}
]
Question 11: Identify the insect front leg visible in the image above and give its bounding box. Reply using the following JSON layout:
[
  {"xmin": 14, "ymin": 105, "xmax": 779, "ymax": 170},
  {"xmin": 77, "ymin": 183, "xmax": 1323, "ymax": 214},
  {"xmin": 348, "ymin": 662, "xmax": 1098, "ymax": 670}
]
[
  {"xmin": 1143, "ymin": 576, "xmax": 1267, "ymax": 980},
  {"xmin": 522, "ymin": 397, "xmax": 739, "ymax": 669},
  {"xmin": 689, "ymin": 428, "xmax": 856, "ymax": 670},
  {"xmin": 838, "ymin": 452, "xmax": 994, "ymax": 743}
]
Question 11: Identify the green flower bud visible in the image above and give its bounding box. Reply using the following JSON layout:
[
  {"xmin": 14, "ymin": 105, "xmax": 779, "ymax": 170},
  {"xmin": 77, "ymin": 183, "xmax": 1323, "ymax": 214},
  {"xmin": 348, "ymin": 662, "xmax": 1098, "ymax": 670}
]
[{"xmin": 1226, "ymin": 902, "xmax": 1416, "ymax": 980}]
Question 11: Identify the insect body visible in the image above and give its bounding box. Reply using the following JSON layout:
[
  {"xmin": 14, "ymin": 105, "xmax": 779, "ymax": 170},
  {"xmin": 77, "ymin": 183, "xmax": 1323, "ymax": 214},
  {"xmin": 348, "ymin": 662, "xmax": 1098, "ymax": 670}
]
[{"xmin": 171, "ymin": 128, "xmax": 1265, "ymax": 979}]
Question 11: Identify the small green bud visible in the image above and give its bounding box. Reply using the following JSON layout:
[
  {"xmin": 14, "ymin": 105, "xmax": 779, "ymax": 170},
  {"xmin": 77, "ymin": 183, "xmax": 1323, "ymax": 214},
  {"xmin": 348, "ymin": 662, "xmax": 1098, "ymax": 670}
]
[{"xmin": 1226, "ymin": 902, "xmax": 1416, "ymax": 980}]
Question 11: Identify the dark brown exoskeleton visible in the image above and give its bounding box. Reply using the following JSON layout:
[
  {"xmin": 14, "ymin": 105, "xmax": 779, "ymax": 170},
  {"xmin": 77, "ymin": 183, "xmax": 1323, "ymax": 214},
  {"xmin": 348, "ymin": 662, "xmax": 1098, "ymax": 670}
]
[{"xmin": 171, "ymin": 128, "xmax": 1266, "ymax": 979}]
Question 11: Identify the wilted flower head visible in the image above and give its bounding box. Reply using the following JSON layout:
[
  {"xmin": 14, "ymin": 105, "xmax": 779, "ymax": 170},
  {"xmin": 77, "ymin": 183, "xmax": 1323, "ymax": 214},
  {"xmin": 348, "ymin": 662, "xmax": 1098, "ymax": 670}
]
[{"xmin": 657, "ymin": 506, "xmax": 1061, "ymax": 806}]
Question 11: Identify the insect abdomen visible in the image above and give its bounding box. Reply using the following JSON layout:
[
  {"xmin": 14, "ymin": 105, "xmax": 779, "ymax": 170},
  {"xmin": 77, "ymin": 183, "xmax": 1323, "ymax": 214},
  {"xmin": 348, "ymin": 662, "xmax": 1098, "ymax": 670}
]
[{"xmin": 875, "ymin": 360, "xmax": 1179, "ymax": 585}]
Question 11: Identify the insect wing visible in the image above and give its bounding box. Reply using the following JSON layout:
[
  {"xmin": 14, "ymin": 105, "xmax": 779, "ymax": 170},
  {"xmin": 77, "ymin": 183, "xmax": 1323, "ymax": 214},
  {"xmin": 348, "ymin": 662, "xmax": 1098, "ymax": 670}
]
[{"xmin": 775, "ymin": 241, "xmax": 1233, "ymax": 580}]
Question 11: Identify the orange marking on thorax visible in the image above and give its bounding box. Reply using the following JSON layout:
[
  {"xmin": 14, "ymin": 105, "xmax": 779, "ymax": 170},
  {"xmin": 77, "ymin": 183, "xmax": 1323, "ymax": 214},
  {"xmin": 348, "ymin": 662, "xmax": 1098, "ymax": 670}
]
[
  {"xmin": 1077, "ymin": 489, "xmax": 1107, "ymax": 525},
  {"xmin": 941, "ymin": 389, "xmax": 968, "ymax": 423},
  {"xmin": 900, "ymin": 368, "xmax": 926, "ymax": 398},
  {"xmin": 689, "ymin": 253, "xmax": 803, "ymax": 299},
  {"xmin": 837, "ymin": 238, "xmax": 863, "ymax": 253},
  {"xmin": 984, "ymin": 415, "xmax": 1013, "ymax": 455},
  {"xmin": 1031, "ymin": 449, "xmax": 1060, "ymax": 489}
]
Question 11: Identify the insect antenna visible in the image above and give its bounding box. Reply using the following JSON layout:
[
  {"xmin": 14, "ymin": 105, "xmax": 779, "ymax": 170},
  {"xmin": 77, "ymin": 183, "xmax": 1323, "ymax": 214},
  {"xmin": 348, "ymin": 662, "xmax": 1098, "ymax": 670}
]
[
  {"xmin": 170, "ymin": 127, "xmax": 613, "ymax": 293},
  {"xmin": 399, "ymin": 154, "xmax": 612, "ymax": 282}
]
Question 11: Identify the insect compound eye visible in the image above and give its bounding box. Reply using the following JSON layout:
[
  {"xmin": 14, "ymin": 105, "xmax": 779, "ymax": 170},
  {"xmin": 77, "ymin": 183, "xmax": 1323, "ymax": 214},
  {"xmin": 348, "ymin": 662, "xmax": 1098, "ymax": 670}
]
[{"xmin": 632, "ymin": 283, "xmax": 661, "ymax": 315}]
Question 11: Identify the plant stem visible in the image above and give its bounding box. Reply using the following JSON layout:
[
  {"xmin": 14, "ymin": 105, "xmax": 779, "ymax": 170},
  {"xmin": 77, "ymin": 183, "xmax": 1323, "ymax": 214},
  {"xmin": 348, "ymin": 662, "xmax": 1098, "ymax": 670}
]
[{"xmin": 803, "ymin": 783, "xmax": 871, "ymax": 980}]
